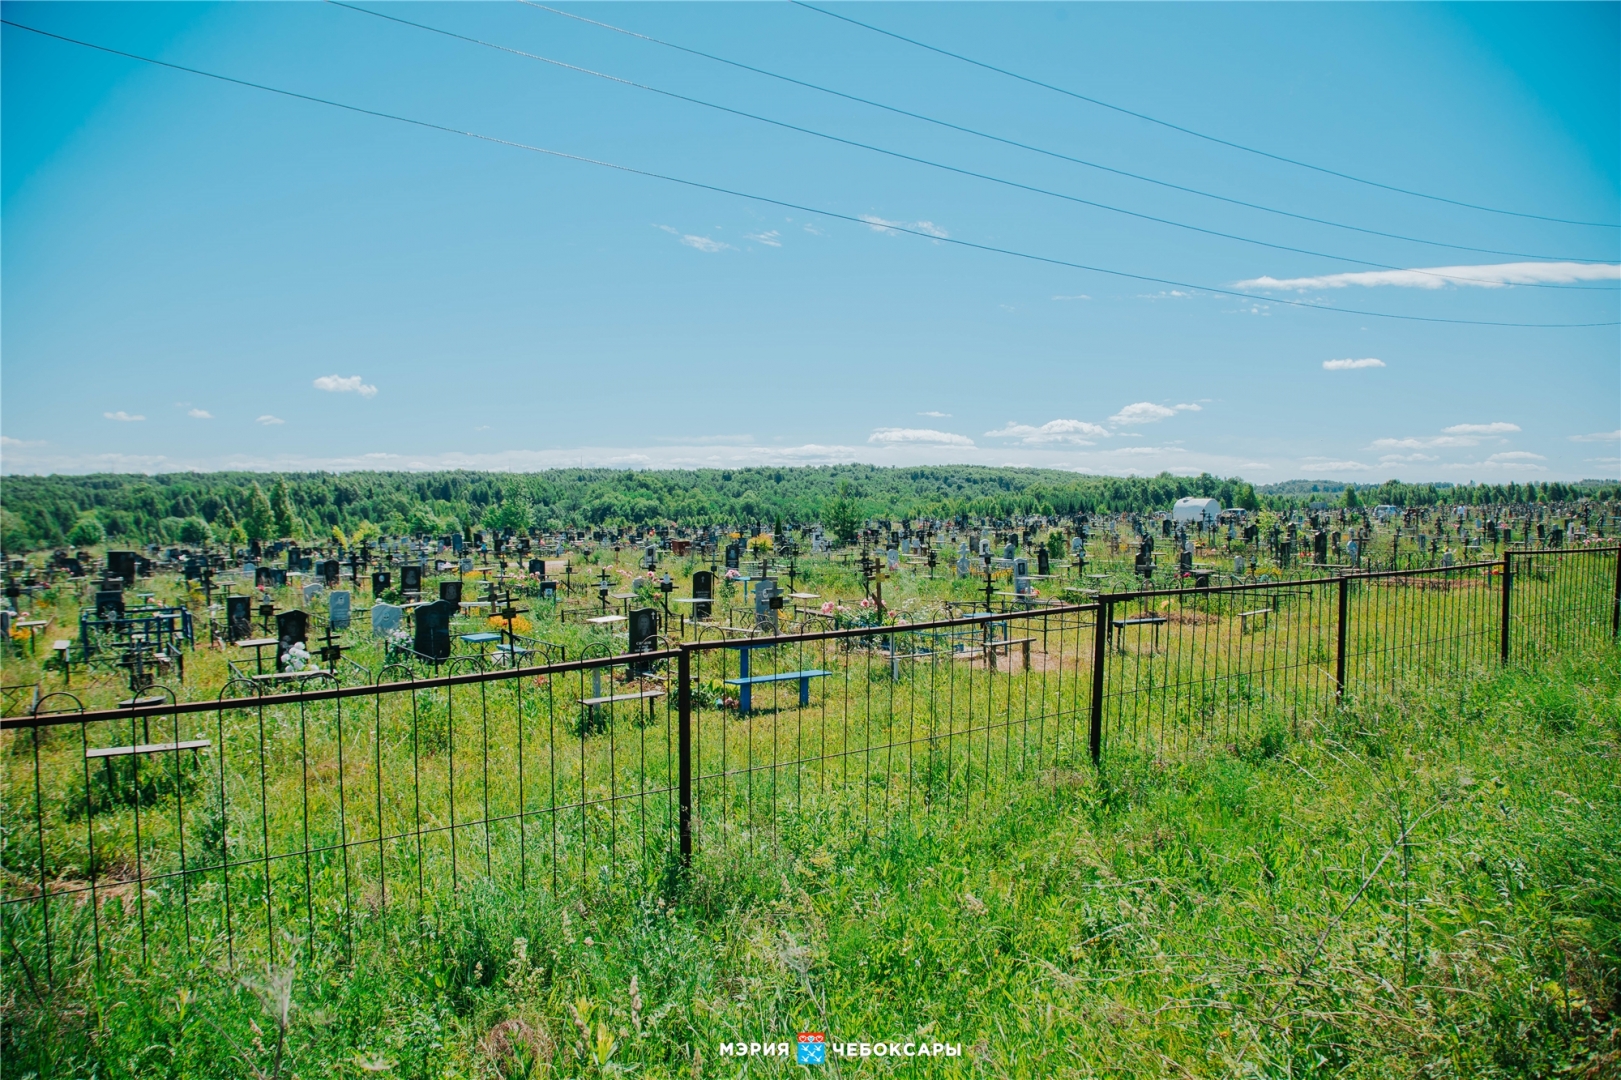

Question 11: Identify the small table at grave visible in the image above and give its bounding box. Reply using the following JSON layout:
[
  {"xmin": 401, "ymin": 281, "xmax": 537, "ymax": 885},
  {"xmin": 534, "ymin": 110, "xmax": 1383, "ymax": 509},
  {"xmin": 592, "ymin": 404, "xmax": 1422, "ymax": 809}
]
[
  {"xmin": 1110, "ymin": 614, "xmax": 1167, "ymax": 652},
  {"xmin": 586, "ymin": 614, "xmax": 626, "ymax": 627},
  {"xmin": 721, "ymin": 641, "xmax": 831, "ymax": 714},
  {"xmin": 235, "ymin": 637, "xmax": 279, "ymax": 675},
  {"xmin": 15, "ymin": 619, "xmax": 47, "ymax": 656},
  {"xmin": 458, "ymin": 631, "xmax": 502, "ymax": 664}
]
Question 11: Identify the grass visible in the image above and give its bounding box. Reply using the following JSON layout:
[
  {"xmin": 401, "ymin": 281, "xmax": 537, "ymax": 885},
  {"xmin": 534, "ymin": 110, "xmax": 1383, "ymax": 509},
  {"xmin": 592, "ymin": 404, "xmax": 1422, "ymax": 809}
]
[{"xmin": 4, "ymin": 640, "xmax": 1618, "ymax": 1078}]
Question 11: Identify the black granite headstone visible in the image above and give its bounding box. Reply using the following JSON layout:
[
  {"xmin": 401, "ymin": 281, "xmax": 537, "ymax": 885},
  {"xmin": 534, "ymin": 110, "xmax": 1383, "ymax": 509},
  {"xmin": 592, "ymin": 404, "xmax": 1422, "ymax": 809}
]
[
  {"xmin": 226, "ymin": 595, "xmax": 253, "ymax": 642},
  {"xmin": 275, "ymin": 609, "xmax": 308, "ymax": 671},
  {"xmin": 691, "ymin": 569, "xmax": 714, "ymax": 621},
  {"xmin": 439, "ymin": 579, "xmax": 463, "ymax": 606},
  {"xmin": 371, "ymin": 571, "xmax": 391, "ymax": 595},
  {"xmin": 95, "ymin": 590, "xmax": 125, "ymax": 620},
  {"xmin": 400, "ymin": 564, "xmax": 422, "ymax": 595},
  {"xmin": 413, "ymin": 599, "xmax": 456, "ymax": 662}
]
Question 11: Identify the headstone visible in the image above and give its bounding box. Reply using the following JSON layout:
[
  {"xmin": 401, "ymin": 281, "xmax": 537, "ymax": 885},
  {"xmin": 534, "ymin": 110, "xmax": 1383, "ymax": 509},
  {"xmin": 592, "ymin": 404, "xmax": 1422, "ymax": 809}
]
[
  {"xmin": 371, "ymin": 571, "xmax": 391, "ymax": 595},
  {"xmin": 226, "ymin": 595, "xmax": 253, "ymax": 641},
  {"xmin": 886, "ymin": 548, "xmax": 899, "ymax": 571},
  {"xmin": 1234, "ymin": 556, "xmax": 1246, "ymax": 575},
  {"xmin": 691, "ymin": 569, "xmax": 714, "ymax": 621},
  {"xmin": 275, "ymin": 610, "xmax": 309, "ymax": 671},
  {"xmin": 439, "ymin": 579, "xmax": 463, "ymax": 606},
  {"xmin": 538, "ymin": 579, "xmax": 558, "ymax": 601},
  {"xmin": 106, "ymin": 551, "xmax": 138, "ymax": 585},
  {"xmin": 957, "ymin": 554, "xmax": 970, "ymax": 577},
  {"xmin": 528, "ymin": 558, "xmax": 545, "ymax": 575},
  {"xmin": 243, "ymin": 561, "xmax": 257, "ymax": 579},
  {"xmin": 370, "ymin": 602, "xmax": 403, "ymax": 640},
  {"xmin": 460, "ymin": 557, "xmax": 474, "ymax": 573},
  {"xmin": 413, "ymin": 599, "xmax": 456, "ymax": 662},
  {"xmin": 725, "ymin": 544, "xmax": 740, "ymax": 570},
  {"xmin": 95, "ymin": 590, "xmax": 125, "ymax": 620},
  {"xmin": 628, "ymin": 606, "xmax": 658, "ymax": 658},
  {"xmin": 319, "ymin": 560, "xmax": 340, "ymax": 586},
  {"xmin": 400, "ymin": 564, "xmax": 422, "ymax": 595},
  {"xmin": 753, "ymin": 578, "xmax": 780, "ymax": 634},
  {"xmin": 329, "ymin": 590, "xmax": 351, "ymax": 631},
  {"xmin": 1036, "ymin": 548, "xmax": 1050, "ymax": 576},
  {"xmin": 302, "ymin": 581, "xmax": 323, "ymax": 604}
]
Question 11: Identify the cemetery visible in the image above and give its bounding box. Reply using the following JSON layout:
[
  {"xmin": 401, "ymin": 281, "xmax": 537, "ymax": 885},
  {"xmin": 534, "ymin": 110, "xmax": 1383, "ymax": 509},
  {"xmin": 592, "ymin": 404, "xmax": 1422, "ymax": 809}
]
[{"xmin": 3, "ymin": 470, "xmax": 1618, "ymax": 1078}]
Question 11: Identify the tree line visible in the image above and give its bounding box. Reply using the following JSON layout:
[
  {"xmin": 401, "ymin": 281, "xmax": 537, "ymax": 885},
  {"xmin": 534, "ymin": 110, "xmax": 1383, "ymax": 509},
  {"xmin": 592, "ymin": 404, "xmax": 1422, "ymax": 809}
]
[{"xmin": 0, "ymin": 466, "xmax": 1610, "ymax": 550}]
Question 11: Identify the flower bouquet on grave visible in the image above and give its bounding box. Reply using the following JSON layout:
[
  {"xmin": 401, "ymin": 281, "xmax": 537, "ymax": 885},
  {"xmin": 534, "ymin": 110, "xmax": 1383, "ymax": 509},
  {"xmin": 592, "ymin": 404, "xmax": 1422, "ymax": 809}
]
[
  {"xmin": 283, "ymin": 641, "xmax": 311, "ymax": 672},
  {"xmin": 384, "ymin": 627, "xmax": 413, "ymax": 663}
]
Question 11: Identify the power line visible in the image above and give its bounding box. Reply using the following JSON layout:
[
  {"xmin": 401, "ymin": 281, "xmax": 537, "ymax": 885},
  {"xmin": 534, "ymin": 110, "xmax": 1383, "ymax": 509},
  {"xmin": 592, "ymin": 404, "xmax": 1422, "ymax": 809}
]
[
  {"xmin": 524, "ymin": 1, "xmax": 1611, "ymax": 264},
  {"xmin": 4, "ymin": 18, "xmax": 1615, "ymax": 329},
  {"xmin": 795, "ymin": 1, "xmax": 1621, "ymax": 231},
  {"xmin": 328, "ymin": 2, "xmax": 1616, "ymax": 292}
]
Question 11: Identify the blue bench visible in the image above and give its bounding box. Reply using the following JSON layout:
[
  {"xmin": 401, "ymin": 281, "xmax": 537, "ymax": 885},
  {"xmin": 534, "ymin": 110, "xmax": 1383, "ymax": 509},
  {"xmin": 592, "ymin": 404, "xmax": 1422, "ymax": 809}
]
[{"xmin": 724, "ymin": 669, "xmax": 832, "ymax": 713}]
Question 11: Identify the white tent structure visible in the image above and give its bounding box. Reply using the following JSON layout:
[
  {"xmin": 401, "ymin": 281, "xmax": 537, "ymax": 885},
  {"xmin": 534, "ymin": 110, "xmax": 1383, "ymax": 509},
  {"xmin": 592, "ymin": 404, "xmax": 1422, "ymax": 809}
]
[{"xmin": 1172, "ymin": 497, "xmax": 1221, "ymax": 526}]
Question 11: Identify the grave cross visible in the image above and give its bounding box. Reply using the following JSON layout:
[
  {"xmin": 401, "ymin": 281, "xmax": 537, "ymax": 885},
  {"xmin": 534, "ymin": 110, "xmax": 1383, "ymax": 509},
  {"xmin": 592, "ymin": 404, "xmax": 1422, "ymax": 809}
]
[{"xmin": 317, "ymin": 623, "xmax": 346, "ymax": 669}]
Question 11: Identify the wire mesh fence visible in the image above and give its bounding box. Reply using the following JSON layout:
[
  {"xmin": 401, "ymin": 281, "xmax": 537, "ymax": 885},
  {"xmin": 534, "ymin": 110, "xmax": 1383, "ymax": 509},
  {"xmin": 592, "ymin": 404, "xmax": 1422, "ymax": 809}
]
[{"xmin": 3, "ymin": 547, "xmax": 1615, "ymax": 986}]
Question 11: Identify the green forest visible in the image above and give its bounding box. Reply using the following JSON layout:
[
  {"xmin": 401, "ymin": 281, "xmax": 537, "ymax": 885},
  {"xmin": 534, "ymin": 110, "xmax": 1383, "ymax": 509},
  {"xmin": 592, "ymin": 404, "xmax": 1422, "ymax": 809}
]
[{"xmin": 0, "ymin": 466, "xmax": 1612, "ymax": 550}]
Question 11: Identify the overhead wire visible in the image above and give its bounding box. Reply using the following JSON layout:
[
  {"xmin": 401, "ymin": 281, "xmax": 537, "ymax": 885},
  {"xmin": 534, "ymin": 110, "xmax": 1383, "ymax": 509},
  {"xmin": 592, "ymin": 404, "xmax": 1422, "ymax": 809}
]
[
  {"xmin": 3, "ymin": 18, "xmax": 1615, "ymax": 329},
  {"xmin": 794, "ymin": 1, "xmax": 1621, "ymax": 231},
  {"xmin": 326, "ymin": 2, "xmax": 1618, "ymax": 292},
  {"xmin": 523, "ymin": 0, "xmax": 1610, "ymax": 264}
]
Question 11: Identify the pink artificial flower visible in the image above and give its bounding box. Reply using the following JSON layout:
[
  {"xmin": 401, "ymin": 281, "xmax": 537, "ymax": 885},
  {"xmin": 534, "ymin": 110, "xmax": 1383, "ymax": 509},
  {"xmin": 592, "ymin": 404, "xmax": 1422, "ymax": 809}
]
[{"xmin": 821, "ymin": 601, "xmax": 835, "ymax": 615}]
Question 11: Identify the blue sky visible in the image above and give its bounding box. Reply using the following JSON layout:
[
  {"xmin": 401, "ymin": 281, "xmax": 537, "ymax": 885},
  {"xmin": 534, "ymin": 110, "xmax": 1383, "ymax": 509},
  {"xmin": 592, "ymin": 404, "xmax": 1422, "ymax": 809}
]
[{"xmin": 3, "ymin": 1, "xmax": 1617, "ymax": 482}]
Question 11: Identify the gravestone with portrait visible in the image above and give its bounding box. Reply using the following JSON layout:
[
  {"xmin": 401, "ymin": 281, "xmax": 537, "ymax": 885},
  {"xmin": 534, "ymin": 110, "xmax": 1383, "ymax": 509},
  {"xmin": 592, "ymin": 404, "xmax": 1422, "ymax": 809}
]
[
  {"xmin": 226, "ymin": 594, "xmax": 253, "ymax": 641},
  {"xmin": 370, "ymin": 602, "xmax": 402, "ymax": 640},
  {"xmin": 275, "ymin": 609, "xmax": 309, "ymax": 671},
  {"xmin": 329, "ymin": 590, "xmax": 352, "ymax": 631},
  {"xmin": 691, "ymin": 569, "xmax": 714, "ymax": 621}
]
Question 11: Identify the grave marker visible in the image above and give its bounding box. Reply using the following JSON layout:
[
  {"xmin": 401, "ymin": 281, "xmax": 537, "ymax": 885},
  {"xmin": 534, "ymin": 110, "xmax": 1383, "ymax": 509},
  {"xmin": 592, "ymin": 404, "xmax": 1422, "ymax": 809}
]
[
  {"xmin": 275, "ymin": 610, "xmax": 308, "ymax": 672},
  {"xmin": 413, "ymin": 599, "xmax": 456, "ymax": 662},
  {"xmin": 329, "ymin": 590, "xmax": 352, "ymax": 631},
  {"xmin": 371, "ymin": 602, "xmax": 403, "ymax": 640}
]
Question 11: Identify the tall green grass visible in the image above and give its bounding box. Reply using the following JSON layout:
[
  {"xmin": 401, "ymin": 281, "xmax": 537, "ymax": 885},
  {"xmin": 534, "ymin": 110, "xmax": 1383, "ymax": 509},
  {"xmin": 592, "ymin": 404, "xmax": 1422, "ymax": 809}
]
[{"xmin": 4, "ymin": 642, "xmax": 1618, "ymax": 1078}]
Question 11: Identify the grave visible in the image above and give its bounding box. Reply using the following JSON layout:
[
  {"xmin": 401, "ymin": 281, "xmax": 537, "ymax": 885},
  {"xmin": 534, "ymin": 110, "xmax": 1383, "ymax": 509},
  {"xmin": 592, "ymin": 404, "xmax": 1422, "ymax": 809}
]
[
  {"xmin": 400, "ymin": 565, "xmax": 423, "ymax": 596},
  {"xmin": 329, "ymin": 590, "xmax": 352, "ymax": 631},
  {"xmin": 226, "ymin": 594, "xmax": 253, "ymax": 641},
  {"xmin": 413, "ymin": 599, "xmax": 456, "ymax": 662},
  {"xmin": 275, "ymin": 610, "xmax": 308, "ymax": 672},
  {"xmin": 439, "ymin": 579, "xmax": 463, "ymax": 606},
  {"xmin": 371, "ymin": 571, "xmax": 391, "ymax": 595},
  {"xmin": 302, "ymin": 581, "xmax": 323, "ymax": 604},
  {"xmin": 320, "ymin": 560, "xmax": 341, "ymax": 586},
  {"xmin": 371, "ymin": 602, "xmax": 403, "ymax": 640},
  {"xmin": 691, "ymin": 569, "xmax": 714, "ymax": 621}
]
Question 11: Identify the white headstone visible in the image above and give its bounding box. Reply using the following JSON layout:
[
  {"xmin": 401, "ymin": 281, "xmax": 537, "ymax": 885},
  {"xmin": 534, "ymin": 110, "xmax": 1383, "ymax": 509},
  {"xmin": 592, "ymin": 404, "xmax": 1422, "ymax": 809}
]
[
  {"xmin": 329, "ymin": 590, "xmax": 351, "ymax": 631},
  {"xmin": 371, "ymin": 602, "xmax": 403, "ymax": 639},
  {"xmin": 957, "ymin": 554, "xmax": 970, "ymax": 577},
  {"xmin": 1234, "ymin": 556, "xmax": 1245, "ymax": 574},
  {"xmin": 886, "ymin": 548, "xmax": 899, "ymax": 571},
  {"xmin": 302, "ymin": 581, "xmax": 322, "ymax": 604}
]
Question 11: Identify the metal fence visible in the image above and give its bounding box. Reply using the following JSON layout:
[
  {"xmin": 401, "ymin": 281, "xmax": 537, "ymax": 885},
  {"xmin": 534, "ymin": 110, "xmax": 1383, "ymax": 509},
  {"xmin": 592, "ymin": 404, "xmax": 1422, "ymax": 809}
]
[{"xmin": 3, "ymin": 546, "xmax": 1616, "ymax": 986}]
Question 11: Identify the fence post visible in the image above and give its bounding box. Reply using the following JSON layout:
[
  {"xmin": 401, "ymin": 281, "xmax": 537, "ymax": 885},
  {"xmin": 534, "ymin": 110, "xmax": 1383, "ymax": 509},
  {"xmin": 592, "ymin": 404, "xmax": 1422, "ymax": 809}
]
[
  {"xmin": 1612, "ymin": 545, "xmax": 1621, "ymax": 639},
  {"xmin": 1499, "ymin": 552, "xmax": 1513, "ymax": 664},
  {"xmin": 1334, "ymin": 574, "xmax": 1349, "ymax": 700},
  {"xmin": 677, "ymin": 645, "xmax": 693, "ymax": 868},
  {"xmin": 1088, "ymin": 598, "xmax": 1110, "ymax": 764}
]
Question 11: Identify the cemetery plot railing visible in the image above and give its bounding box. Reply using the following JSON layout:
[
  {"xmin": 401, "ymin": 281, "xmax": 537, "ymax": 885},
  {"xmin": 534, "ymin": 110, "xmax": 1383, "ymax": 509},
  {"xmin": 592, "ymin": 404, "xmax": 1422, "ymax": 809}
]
[
  {"xmin": 3, "ymin": 551, "xmax": 1615, "ymax": 984},
  {"xmin": 678, "ymin": 606, "xmax": 1100, "ymax": 870},
  {"xmin": 1, "ymin": 652, "xmax": 681, "ymax": 985}
]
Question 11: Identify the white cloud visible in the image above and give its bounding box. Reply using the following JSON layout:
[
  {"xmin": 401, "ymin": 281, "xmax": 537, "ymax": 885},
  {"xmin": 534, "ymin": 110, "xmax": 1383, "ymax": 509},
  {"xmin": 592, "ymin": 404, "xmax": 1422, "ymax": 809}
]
[
  {"xmin": 187, "ymin": 408, "xmax": 213, "ymax": 419},
  {"xmin": 257, "ymin": 415, "xmax": 285, "ymax": 426},
  {"xmin": 1301, "ymin": 459, "xmax": 1376, "ymax": 472},
  {"xmin": 656, "ymin": 224, "xmax": 732, "ymax": 252},
  {"xmin": 867, "ymin": 427, "xmax": 975, "ymax": 447},
  {"xmin": 1051, "ymin": 294, "xmax": 1091, "ymax": 301},
  {"xmin": 1569, "ymin": 430, "xmax": 1621, "ymax": 443},
  {"xmin": 1237, "ymin": 261, "xmax": 1620, "ymax": 291},
  {"xmin": 803, "ymin": 223, "xmax": 824, "ymax": 236},
  {"xmin": 1373, "ymin": 435, "xmax": 1483, "ymax": 450},
  {"xmin": 1109, "ymin": 402, "xmax": 1175, "ymax": 426},
  {"xmin": 744, "ymin": 230, "xmax": 781, "ymax": 247},
  {"xmin": 985, "ymin": 419, "xmax": 1111, "ymax": 445},
  {"xmin": 313, "ymin": 375, "xmax": 378, "ymax": 398},
  {"xmin": 917, "ymin": 411, "xmax": 952, "ymax": 418},
  {"xmin": 1441, "ymin": 422, "xmax": 1519, "ymax": 435},
  {"xmin": 681, "ymin": 235, "xmax": 731, "ymax": 253},
  {"xmin": 1322, "ymin": 357, "xmax": 1385, "ymax": 371},
  {"xmin": 104, "ymin": 411, "xmax": 145, "ymax": 422},
  {"xmin": 0, "ymin": 435, "xmax": 43, "ymax": 447},
  {"xmin": 1486, "ymin": 451, "xmax": 1545, "ymax": 462},
  {"xmin": 859, "ymin": 215, "xmax": 948, "ymax": 238},
  {"xmin": 1379, "ymin": 453, "xmax": 1439, "ymax": 464}
]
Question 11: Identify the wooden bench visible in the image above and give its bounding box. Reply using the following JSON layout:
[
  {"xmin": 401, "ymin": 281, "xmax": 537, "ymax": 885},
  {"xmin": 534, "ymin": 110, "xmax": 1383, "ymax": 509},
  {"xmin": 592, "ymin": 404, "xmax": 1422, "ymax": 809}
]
[
  {"xmin": 1239, "ymin": 608, "xmax": 1271, "ymax": 633},
  {"xmin": 724, "ymin": 669, "xmax": 832, "ymax": 712},
  {"xmin": 1111, "ymin": 615, "xmax": 1167, "ymax": 651},
  {"xmin": 88, "ymin": 738, "xmax": 210, "ymax": 760},
  {"xmin": 957, "ymin": 636, "xmax": 1038, "ymax": 671}
]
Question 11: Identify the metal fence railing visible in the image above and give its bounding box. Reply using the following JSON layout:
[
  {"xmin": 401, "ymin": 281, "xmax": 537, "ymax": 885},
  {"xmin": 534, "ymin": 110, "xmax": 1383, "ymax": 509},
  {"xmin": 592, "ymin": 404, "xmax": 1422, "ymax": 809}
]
[{"xmin": 3, "ymin": 547, "xmax": 1616, "ymax": 986}]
